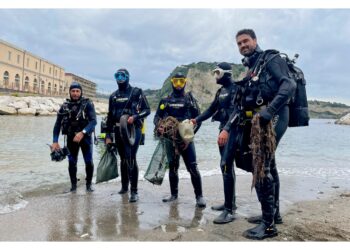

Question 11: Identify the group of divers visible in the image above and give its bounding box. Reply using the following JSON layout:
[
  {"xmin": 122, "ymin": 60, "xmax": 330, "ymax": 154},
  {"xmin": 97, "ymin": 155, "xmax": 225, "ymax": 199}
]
[{"xmin": 50, "ymin": 29, "xmax": 299, "ymax": 240}]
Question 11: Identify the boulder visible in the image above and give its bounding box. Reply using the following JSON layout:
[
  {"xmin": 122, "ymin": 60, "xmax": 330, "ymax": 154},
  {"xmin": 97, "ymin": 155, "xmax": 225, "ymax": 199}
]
[
  {"xmin": 39, "ymin": 103, "xmax": 54, "ymax": 113},
  {"xmin": 8, "ymin": 100, "xmax": 28, "ymax": 110},
  {"xmin": 37, "ymin": 109, "xmax": 53, "ymax": 116},
  {"xmin": 18, "ymin": 108, "xmax": 37, "ymax": 115},
  {"xmin": 0, "ymin": 105, "xmax": 17, "ymax": 115},
  {"xmin": 335, "ymin": 113, "xmax": 350, "ymax": 125},
  {"xmin": 0, "ymin": 96, "xmax": 12, "ymax": 105}
]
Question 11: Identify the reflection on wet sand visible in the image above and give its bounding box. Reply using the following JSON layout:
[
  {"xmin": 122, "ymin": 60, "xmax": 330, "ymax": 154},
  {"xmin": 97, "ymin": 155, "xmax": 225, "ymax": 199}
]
[
  {"xmin": 160, "ymin": 202, "xmax": 205, "ymax": 233},
  {"xmin": 47, "ymin": 191, "xmax": 142, "ymax": 241}
]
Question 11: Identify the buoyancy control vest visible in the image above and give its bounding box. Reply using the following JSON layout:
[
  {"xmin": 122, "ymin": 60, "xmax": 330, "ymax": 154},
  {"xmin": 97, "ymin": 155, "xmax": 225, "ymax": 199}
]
[
  {"xmin": 60, "ymin": 97, "xmax": 91, "ymax": 135},
  {"xmin": 212, "ymin": 83, "xmax": 237, "ymax": 125},
  {"xmin": 110, "ymin": 86, "xmax": 144, "ymax": 128},
  {"xmin": 160, "ymin": 92, "xmax": 199, "ymax": 122},
  {"xmin": 250, "ymin": 50, "xmax": 309, "ymax": 127}
]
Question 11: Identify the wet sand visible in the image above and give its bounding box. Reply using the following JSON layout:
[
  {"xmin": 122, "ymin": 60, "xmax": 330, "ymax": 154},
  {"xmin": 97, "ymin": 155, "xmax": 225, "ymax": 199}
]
[{"xmin": 0, "ymin": 174, "xmax": 349, "ymax": 241}]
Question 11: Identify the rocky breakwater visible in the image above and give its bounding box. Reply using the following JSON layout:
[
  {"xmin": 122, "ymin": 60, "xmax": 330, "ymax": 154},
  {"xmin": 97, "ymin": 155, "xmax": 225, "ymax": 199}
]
[
  {"xmin": 0, "ymin": 96, "xmax": 108, "ymax": 116},
  {"xmin": 335, "ymin": 113, "xmax": 350, "ymax": 125}
]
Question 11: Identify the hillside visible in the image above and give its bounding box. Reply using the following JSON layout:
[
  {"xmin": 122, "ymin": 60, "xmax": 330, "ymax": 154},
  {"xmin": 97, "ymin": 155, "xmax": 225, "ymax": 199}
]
[
  {"xmin": 157, "ymin": 62, "xmax": 245, "ymax": 109},
  {"xmin": 151, "ymin": 62, "xmax": 350, "ymax": 119}
]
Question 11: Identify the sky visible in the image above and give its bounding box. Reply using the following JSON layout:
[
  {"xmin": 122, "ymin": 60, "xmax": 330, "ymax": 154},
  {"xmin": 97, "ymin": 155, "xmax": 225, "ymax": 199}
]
[{"xmin": 1, "ymin": 7, "xmax": 350, "ymax": 104}]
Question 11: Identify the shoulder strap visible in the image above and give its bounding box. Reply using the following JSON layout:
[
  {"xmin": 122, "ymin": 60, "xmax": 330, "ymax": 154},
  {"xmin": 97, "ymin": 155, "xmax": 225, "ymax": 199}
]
[
  {"xmin": 120, "ymin": 87, "xmax": 135, "ymax": 115},
  {"xmin": 254, "ymin": 50, "xmax": 280, "ymax": 78}
]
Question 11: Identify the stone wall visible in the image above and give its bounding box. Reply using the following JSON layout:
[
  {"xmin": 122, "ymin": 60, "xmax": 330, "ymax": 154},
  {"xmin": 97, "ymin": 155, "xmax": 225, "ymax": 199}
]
[{"xmin": 0, "ymin": 96, "xmax": 108, "ymax": 116}]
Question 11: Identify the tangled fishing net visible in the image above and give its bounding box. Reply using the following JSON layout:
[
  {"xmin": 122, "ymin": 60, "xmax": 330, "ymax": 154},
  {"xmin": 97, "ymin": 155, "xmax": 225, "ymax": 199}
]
[{"xmin": 250, "ymin": 114, "xmax": 276, "ymax": 189}]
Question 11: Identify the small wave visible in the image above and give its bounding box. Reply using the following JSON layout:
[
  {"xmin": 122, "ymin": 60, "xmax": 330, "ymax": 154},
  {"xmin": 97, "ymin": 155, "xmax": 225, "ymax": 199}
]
[{"xmin": 0, "ymin": 189, "xmax": 28, "ymax": 214}]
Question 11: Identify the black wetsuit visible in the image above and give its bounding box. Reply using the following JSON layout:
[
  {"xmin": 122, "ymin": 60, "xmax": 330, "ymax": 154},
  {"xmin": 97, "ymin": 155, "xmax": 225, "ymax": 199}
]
[
  {"xmin": 195, "ymin": 79, "xmax": 238, "ymax": 213},
  {"xmin": 154, "ymin": 90, "xmax": 204, "ymax": 200},
  {"xmin": 106, "ymin": 83, "xmax": 150, "ymax": 194},
  {"xmin": 53, "ymin": 97, "xmax": 97, "ymax": 188},
  {"xmin": 237, "ymin": 47, "xmax": 297, "ymax": 228}
]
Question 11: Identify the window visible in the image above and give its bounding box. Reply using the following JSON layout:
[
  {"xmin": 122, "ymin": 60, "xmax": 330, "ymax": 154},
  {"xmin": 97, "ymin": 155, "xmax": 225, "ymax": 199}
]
[
  {"xmin": 49, "ymin": 67, "xmax": 51, "ymax": 74},
  {"xmin": 48, "ymin": 82, "xmax": 51, "ymax": 94},
  {"xmin": 55, "ymin": 70, "xmax": 57, "ymax": 76},
  {"xmin": 33, "ymin": 78, "xmax": 38, "ymax": 92},
  {"xmin": 40, "ymin": 81, "xmax": 45, "ymax": 94},
  {"xmin": 8, "ymin": 51, "xmax": 11, "ymax": 61},
  {"xmin": 54, "ymin": 83, "xmax": 57, "ymax": 94},
  {"xmin": 43, "ymin": 64, "xmax": 45, "ymax": 73},
  {"xmin": 3, "ymin": 71, "xmax": 9, "ymax": 86},
  {"xmin": 17, "ymin": 55, "xmax": 20, "ymax": 64},
  {"xmin": 26, "ymin": 58, "xmax": 30, "ymax": 67},
  {"xmin": 15, "ymin": 74, "xmax": 20, "ymax": 89},
  {"xmin": 35, "ymin": 62, "xmax": 38, "ymax": 70},
  {"xmin": 24, "ymin": 76, "xmax": 29, "ymax": 91}
]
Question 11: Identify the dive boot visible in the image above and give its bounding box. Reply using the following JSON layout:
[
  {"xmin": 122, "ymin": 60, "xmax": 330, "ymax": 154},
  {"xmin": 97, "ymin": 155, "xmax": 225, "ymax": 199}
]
[
  {"xmin": 243, "ymin": 222, "xmax": 278, "ymax": 240},
  {"xmin": 162, "ymin": 195, "xmax": 178, "ymax": 202},
  {"xmin": 118, "ymin": 188, "xmax": 128, "ymax": 194},
  {"xmin": 211, "ymin": 203, "xmax": 237, "ymax": 212},
  {"xmin": 196, "ymin": 196, "xmax": 206, "ymax": 208},
  {"xmin": 213, "ymin": 210, "xmax": 234, "ymax": 224},
  {"xmin": 247, "ymin": 214, "xmax": 283, "ymax": 224},
  {"xmin": 129, "ymin": 192, "xmax": 139, "ymax": 203},
  {"xmin": 70, "ymin": 184, "xmax": 77, "ymax": 192},
  {"xmin": 86, "ymin": 184, "xmax": 95, "ymax": 192}
]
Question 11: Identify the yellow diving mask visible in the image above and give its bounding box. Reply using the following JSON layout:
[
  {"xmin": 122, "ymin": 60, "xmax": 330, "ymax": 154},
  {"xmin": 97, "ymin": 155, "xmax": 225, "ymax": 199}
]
[{"xmin": 171, "ymin": 77, "xmax": 187, "ymax": 89}]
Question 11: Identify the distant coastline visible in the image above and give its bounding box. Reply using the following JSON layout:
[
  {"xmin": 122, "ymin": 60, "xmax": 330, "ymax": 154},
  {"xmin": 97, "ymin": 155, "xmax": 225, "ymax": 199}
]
[{"xmin": 1, "ymin": 94, "xmax": 350, "ymax": 125}]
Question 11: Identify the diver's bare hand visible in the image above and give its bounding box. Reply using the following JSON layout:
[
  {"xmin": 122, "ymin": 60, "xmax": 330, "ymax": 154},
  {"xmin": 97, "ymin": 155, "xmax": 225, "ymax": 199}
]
[
  {"xmin": 73, "ymin": 132, "xmax": 84, "ymax": 143},
  {"xmin": 51, "ymin": 142, "xmax": 60, "ymax": 152},
  {"xmin": 218, "ymin": 130, "xmax": 229, "ymax": 147}
]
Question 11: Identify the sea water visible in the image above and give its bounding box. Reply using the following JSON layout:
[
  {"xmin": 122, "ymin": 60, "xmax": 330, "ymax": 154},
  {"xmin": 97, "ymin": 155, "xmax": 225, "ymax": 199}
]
[{"xmin": 0, "ymin": 113, "xmax": 350, "ymax": 214}]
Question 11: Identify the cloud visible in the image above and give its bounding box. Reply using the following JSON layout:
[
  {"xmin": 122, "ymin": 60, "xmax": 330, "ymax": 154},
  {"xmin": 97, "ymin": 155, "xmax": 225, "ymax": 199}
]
[{"xmin": 0, "ymin": 9, "xmax": 349, "ymax": 103}]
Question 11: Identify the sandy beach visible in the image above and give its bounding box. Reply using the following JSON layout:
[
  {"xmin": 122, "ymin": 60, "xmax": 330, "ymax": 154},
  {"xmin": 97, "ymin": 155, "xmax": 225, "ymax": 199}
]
[{"xmin": 0, "ymin": 173, "xmax": 349, "ymax": 242}]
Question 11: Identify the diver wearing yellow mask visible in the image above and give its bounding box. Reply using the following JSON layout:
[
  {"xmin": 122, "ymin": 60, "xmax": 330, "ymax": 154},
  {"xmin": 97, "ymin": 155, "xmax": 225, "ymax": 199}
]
[{"xmin": 153, "ymin": 72, "xmax": 206, "ymax": 208}]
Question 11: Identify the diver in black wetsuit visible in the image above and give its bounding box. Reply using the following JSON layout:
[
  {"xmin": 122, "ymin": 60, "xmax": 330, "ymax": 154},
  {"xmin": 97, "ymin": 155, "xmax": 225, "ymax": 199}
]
[
  {"xmin": 192, "ymin": 62, "xmax": 238, "ymax": 224},
  {"xmin": 154, "ymin": 72, "xmax": 206, "ymax": 208},
  {"xmin": 52, "ymin": 82, "xmax": 97, "ymax": 192},
  {"xmin": 105, "ymin": 68, "xmax": 150, "ymax": 203},
  {"xmin": 235, "ymin": 29, "xmax": 296, "ymax": 239}
]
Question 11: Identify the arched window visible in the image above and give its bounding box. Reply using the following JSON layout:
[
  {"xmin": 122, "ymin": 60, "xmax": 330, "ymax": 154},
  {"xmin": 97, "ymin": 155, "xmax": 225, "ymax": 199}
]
[
  {"xmin": 40, "ymin": 81, "xmax": 45, "ymax": 94},
  {"xmin": 24, "ymin": 76, "xmax": 29, "ymax": 91},
  {"xmin": 48, "ymin": 82, "xmax": 52, "ymax": 95},
  {"xmin": 59, "ymin": 84, "xmax": 63, "ymax": 95},
  {"xmin": 15, "ymin": 74, "xmax": 20, "ymax": 90},
  {"xmin": 54, "ymin": 83, "xmax": 57, "ymax": 95},
  {"xmin": 33, "ymin": 78, "xmax": 38, "ymax": 92},
  {"xmin": 3, "ymin": 71, "xmax": 9, "ymax": 87}
]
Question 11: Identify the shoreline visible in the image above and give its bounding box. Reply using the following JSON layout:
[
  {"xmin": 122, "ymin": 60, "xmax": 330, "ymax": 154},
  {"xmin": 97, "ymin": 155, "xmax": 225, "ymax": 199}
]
[{"xmin": 0, "ymin": 174, "xmax": 349, "ymax": 241}]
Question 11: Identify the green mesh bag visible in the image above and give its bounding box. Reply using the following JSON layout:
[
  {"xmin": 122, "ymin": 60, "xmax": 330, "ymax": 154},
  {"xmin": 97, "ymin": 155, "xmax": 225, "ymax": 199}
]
[{"xmin": 144, "ymin": 139, "xmax": 170, "ymax": 185}]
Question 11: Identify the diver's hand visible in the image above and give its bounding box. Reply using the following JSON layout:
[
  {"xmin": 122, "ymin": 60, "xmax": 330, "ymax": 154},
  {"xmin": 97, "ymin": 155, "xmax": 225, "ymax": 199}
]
[
  {"xmin": 218, "ymin": 129, "xmax": 229, "ymax": 147},
  {"xmin": 127, "ymin": 116, "xmax": 134, "ymax": 124},
  {"xmin": 190, "ymin": 119, "xmax": 197, "ymax": 125},
  {"xmin": 73, "ymin": 132, "xmax": 84, "ymax": 143},
  {"xmin": 258, "ymin": 108, "xmax": 273, "ymax": 126},
  {"xmin": 105, "ymin": 138, "xmax": 112, "ymax": 144},
  {"xmin": 51, "ymin": 142, "xmax": 60, "ymax": 152}
]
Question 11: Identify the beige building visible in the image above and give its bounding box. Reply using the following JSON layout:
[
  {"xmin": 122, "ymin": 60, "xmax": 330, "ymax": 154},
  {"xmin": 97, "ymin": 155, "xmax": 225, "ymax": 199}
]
[
  {"xmin": 0, "ymin": 39, "xmax": 67, "ymax": 96},
  {"xmin": 0, "ymin": 39, "xmax": 97, "ymax": 98},
  {"xmin": 65, "ymin": 73, "xmax": 96, "ymax": 99}
]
